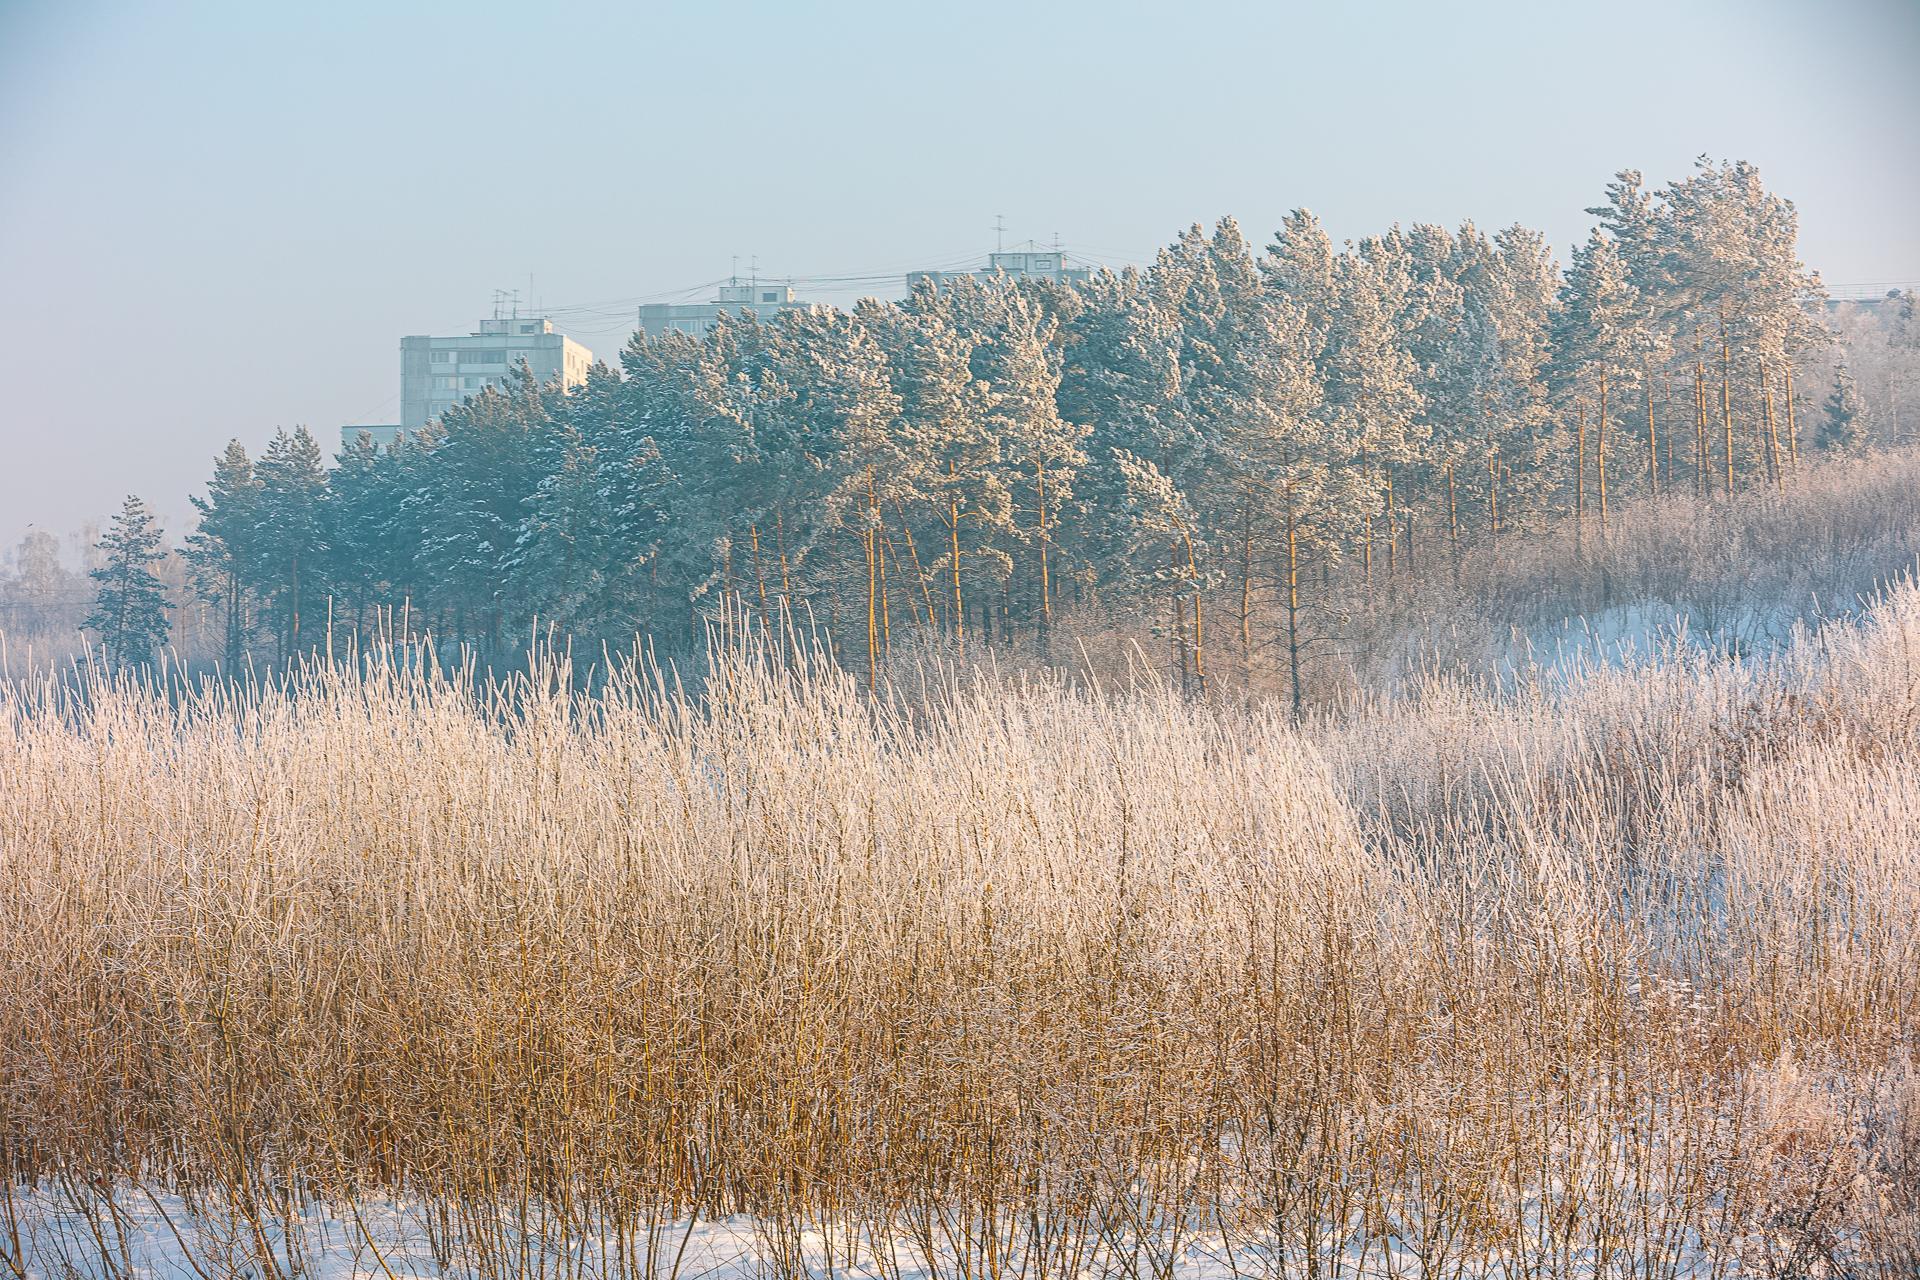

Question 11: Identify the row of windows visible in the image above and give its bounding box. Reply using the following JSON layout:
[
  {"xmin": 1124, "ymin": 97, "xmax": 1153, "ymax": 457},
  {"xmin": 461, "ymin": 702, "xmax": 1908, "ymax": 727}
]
[{"xmin": 428, "ymin": 347, "xmax": 550, "ymax": 364}]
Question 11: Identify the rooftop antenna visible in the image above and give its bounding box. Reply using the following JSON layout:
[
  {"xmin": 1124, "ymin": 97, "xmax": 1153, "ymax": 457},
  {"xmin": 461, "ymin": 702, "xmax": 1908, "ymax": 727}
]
[
  {"xmin": 731, "ymin": 255, "xmax": 740, "ymax": 286},
  {"xmin": 750, "ymin": 254, "xmax": 758, "ymax": 293},
  {"xmin": 994, "ymin": 214, "xmax": 1006, "ymax": 253}
]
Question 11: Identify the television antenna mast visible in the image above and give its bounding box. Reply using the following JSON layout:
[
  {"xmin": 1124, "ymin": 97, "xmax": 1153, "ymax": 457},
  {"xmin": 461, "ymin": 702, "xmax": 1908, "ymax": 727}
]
[{"xmin": 994, "ymin": 214, "xmax": 1006, "ymax": 253}]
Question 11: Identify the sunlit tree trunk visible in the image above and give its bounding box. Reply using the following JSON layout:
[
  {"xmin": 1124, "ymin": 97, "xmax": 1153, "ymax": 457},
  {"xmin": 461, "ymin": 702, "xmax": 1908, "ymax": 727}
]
[
  {"xmin": 1445, "ymin": 461, "xmax": 1460, "ymax": 585},
  {"xmin": 1643, "ymin": 364, "xmax": 1660, "ymax": 497},
  {"xmin": 1575, "ymin": 401, "xmax": 1587, "ymax": 558},
  {"xmin": 1283, "ymin": 483, "xmax": 1303, "ymax": 719},
  {"xmin": 948, "ymin": 461, "xmax": 963, "ymax": 643},
  {"xmin": 1762, "ymin": 363, "xmax": 1782, "ymax": 490},
  {"xmin": 1180, "ymin": 525, "xmax": 1206, "ymax": 696},
  {"xmin": 1383, "ymin": 469, "xmax": 1396, "ymax": 578},
  {"xmin": 1036, "ymin": 462, "xmax": 1052, "ymax": 643},
  {"xmin": 774, "ymin": 512, "xmax": 792, "ymax": 602},
  {"xmin": 1784, "ymin": 366, "xmax": 1800, "ymax": 471},
  {"xmin": 1238, "ymin": 481, "xmax": 1254, "ymax": 659},
  {"xmin": 749, "ymin": 524, "xmax": 768, "ymax": 620},
  {"xmin": 878, "ymin": 520, "xmax": 890, "ymax": 661},
  {"xmin": 890, "ymin": 498, "xmax": 937, "ymax": 629},
  {"xmin": 1597, "ymin": 369, "xmax": 1611, "ymax": 532},
  {"xmin": 1487, "ymin": 453, "xmax": 1499, "ymax": 546},
  {"xmin": 1694, "ymin": 355, "xmax": 1709, "ymax": 500},
  {"xmin": 1721, "ymin": 322, "xmax": 1735, "ymax": 496},
  {"xmin": 865, "ymin": 468, "xmax": 878, "ymax": 690}
]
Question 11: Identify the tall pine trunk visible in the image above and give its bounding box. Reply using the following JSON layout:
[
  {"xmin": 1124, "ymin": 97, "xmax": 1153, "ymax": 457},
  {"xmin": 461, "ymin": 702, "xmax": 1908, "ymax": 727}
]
[
  {"xmin": 1445, "ymin": 462, "xmax": 1460, "ymax": 585},
  {"xmin": 890, "ymin": 498, "xmax": 938, "ymax": 629},
  {"xmin": 1036, "ymin": 463, "xmax": 1052, "ymax": 644},
  {"xmin": 1694, "ymin": 356, "xmax": 1709, "ymax": 499},
  {"xmin": 1383, "ymin": 469, "xmax": 1396, "ymax": 578},
  {"xmin": 1597, "ymin": 370, "xmax": 1610, "ymax": 532},
  {"xmin": 1283, "ymin": 484, "xmax": 1303, "ymax": 720},
  {"xmin": 1761, "ymin": 362, "xmax": 1782, "ymax": 489},
  {"xmin": 1785, "ymin": 366, "xmax": 1800, "ymax": 471},
  {"xmin": 749, "ymin": 524, "xmax": 768, "ymax": 619},
  {"xmin": 1238, "ymin": 481, "xmax": 1254, "ymax": 658},
  {"xmin": 1178, "ymin": 526, "xmax": 1206, "ymax": 696},
  {"xmin": 948, "ymin": 461, "xmax": 963, "ymax": 643},
  {"xmin": 865, "ymin": 468, "xmax": 878, "ymax": 689},
  {"xmin": 1720, "ymin": 323, "xmax": 1735, "ymax": 496},
  {"xmin": 1644, "ymin": 364, "xmax": 1660, "ymax": 497},
  {"xmin": 1575, "ymin": 401, "xmax": 1587, "ymax": 558}
]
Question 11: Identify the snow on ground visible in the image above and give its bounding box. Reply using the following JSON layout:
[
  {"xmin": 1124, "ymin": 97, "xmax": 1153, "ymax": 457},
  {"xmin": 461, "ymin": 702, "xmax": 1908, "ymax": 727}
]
[
  {"xmin": 0, "ymin": 1185, "xmax": 1673, "ymax": 1280},
  {"xmin": 1504, "ymin": 597, "xmax": 1817, "ymax": 683}
]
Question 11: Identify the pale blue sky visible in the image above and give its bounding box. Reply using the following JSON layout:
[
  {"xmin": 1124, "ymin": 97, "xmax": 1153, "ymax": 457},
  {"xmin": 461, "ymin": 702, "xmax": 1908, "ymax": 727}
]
[{"xmin": 1, "ymin": 0, "xmax": 1915, "ymax": 548}]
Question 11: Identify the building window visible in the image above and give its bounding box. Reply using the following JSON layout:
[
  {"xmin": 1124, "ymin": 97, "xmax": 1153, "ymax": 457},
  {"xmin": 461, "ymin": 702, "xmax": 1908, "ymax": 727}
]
[
  {"xmin": 430, "ymin": 350, "xmax": 455, "ymax": 363},
  {"xmin": 433, "ymin": 376, "xmax": 457, "ymax": 390},
  {"xmin": 762, "ymin": 292, "xmax": 778, "ymax": 303},
  {"xmin": 519, "ymin": 323, "xmax": 536, "ymax": 333},
  {"xmin": 464, "ymin": 349, "xmax": 506, "ymax": 365}
]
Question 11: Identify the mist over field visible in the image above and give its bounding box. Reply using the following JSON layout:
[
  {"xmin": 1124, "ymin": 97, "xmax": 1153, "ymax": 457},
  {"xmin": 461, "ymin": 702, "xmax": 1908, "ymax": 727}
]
[{"xmin": 4, "ymin": 2, "xmax": 1920, "ymax": 1277}]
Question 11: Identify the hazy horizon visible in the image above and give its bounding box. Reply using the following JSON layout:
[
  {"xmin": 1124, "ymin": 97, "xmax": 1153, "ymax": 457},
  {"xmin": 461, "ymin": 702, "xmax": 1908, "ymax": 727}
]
[{"xmin": 3, "ymin": 0, "xmax": 1916, "ymax": 553}]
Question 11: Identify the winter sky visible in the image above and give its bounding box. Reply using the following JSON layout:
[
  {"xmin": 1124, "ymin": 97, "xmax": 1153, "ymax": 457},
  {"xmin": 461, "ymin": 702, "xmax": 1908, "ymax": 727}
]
[{"xmin": 1, "ymin": 0, "xmax": 1916, "ymax": 550}]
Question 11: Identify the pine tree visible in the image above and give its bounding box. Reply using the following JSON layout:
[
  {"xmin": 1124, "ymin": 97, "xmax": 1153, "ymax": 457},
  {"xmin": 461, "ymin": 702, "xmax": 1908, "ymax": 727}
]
[
  {"xmin": 184, "ymin": 440, "xmax": 261, "ymax": 668},
  {"xmin": 507, "ymin": 362, "xmax": 670, "ymax": 643},
  {"xmin": 1656, "ymin": 158, "xmax": 1826, "ymax": 491},
  {"xmin": 85, "ymin": 495, "xmax": 171, "ymax": 667},
  {"xmin": 252, "ymin": 427, "xmax": 332, "ymax": 658},
  {"xmin": 327, "ymin": 431, "xmax": 403, "ymax": 647},
  {"xmin": 887, "ymin": 280, "xmax": 1004, "ymax": 644},
  {"xmin": 766, "ymin": 305, "xmax": 908, "ymax": 673},
  {"xmin": 971, "ymin": 290, "xmax": 1082, "ymax": 642},
  {"xmin": 1261, "ymin": 211, "xmax": 1413, "ymax": 702},
  {"xmin": 1553, "ymin": 232, "xmax": 1641, "ymax": 528},
  {"xmin": 405, "ymin": 375, "xmax": 548, "ymax": 652}
]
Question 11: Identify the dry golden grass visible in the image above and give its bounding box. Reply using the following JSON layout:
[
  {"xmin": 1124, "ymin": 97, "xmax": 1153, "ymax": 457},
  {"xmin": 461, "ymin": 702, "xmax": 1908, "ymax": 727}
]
[{"xmin": 1, "ymin": 573, "xmax": 1918, "ymax": 1276}]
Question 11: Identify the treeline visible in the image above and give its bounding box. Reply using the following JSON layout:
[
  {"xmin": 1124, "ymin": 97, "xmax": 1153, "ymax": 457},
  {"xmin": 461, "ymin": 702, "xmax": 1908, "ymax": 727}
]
[{"xmin": 179, "ymin": 159, "xmax": 1913, "ymax": 698}]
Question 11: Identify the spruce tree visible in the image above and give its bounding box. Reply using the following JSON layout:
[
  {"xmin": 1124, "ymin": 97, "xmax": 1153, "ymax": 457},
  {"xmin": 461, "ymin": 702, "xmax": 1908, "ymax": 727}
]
[
  {"xmin": 1815, "ymin": 364, "xmax": 1865, "ymax": 453},
  {"xmin": 85, "ymin": 495, "xmax": 171, "ymax": 667}
]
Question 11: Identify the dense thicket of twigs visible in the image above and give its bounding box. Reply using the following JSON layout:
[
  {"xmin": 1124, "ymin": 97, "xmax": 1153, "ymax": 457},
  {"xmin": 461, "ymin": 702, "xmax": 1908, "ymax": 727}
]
[{"xmin": 3, "ymin": 544, "xmax": 1917, "ymax": 1277}]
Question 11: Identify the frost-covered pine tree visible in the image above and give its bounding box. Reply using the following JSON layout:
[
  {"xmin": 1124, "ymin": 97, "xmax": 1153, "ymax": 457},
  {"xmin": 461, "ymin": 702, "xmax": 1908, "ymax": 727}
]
[
  {"xmin": 971, "ymin": 288, "xmax": 1083, "ymax": 638},
  {"xmin": 251, "ymin": 426, "xmax": 332, "ymax": 657},
  {"xmin": 892, "ymin": 278, "xmax": 1019, "ymax": 644},
  {"xmin": 1056, "ymin": 266, "xmax": 1184, "ymax": 604},
  {"xmin": 863, "ymin": 289, "xmax": 988, "ymax": 636},
  {"xmin": 85, "ymin": 494, "xmax": 171, "ymax": 667},
  {"xmin": 1656, "ymin": 158, "xmax": 1826, "ymax": 490},
  {"xmin": 1320, "ymin": 244, "xmax": 1423, "ymax": 587},
  {"xmin": 1553, "ymin": 231, "xmax": 1641, "ymax": 529},
  {"xmin": 1260, "ymin": 210, "xmax": 1419, "ymax": 701}
]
